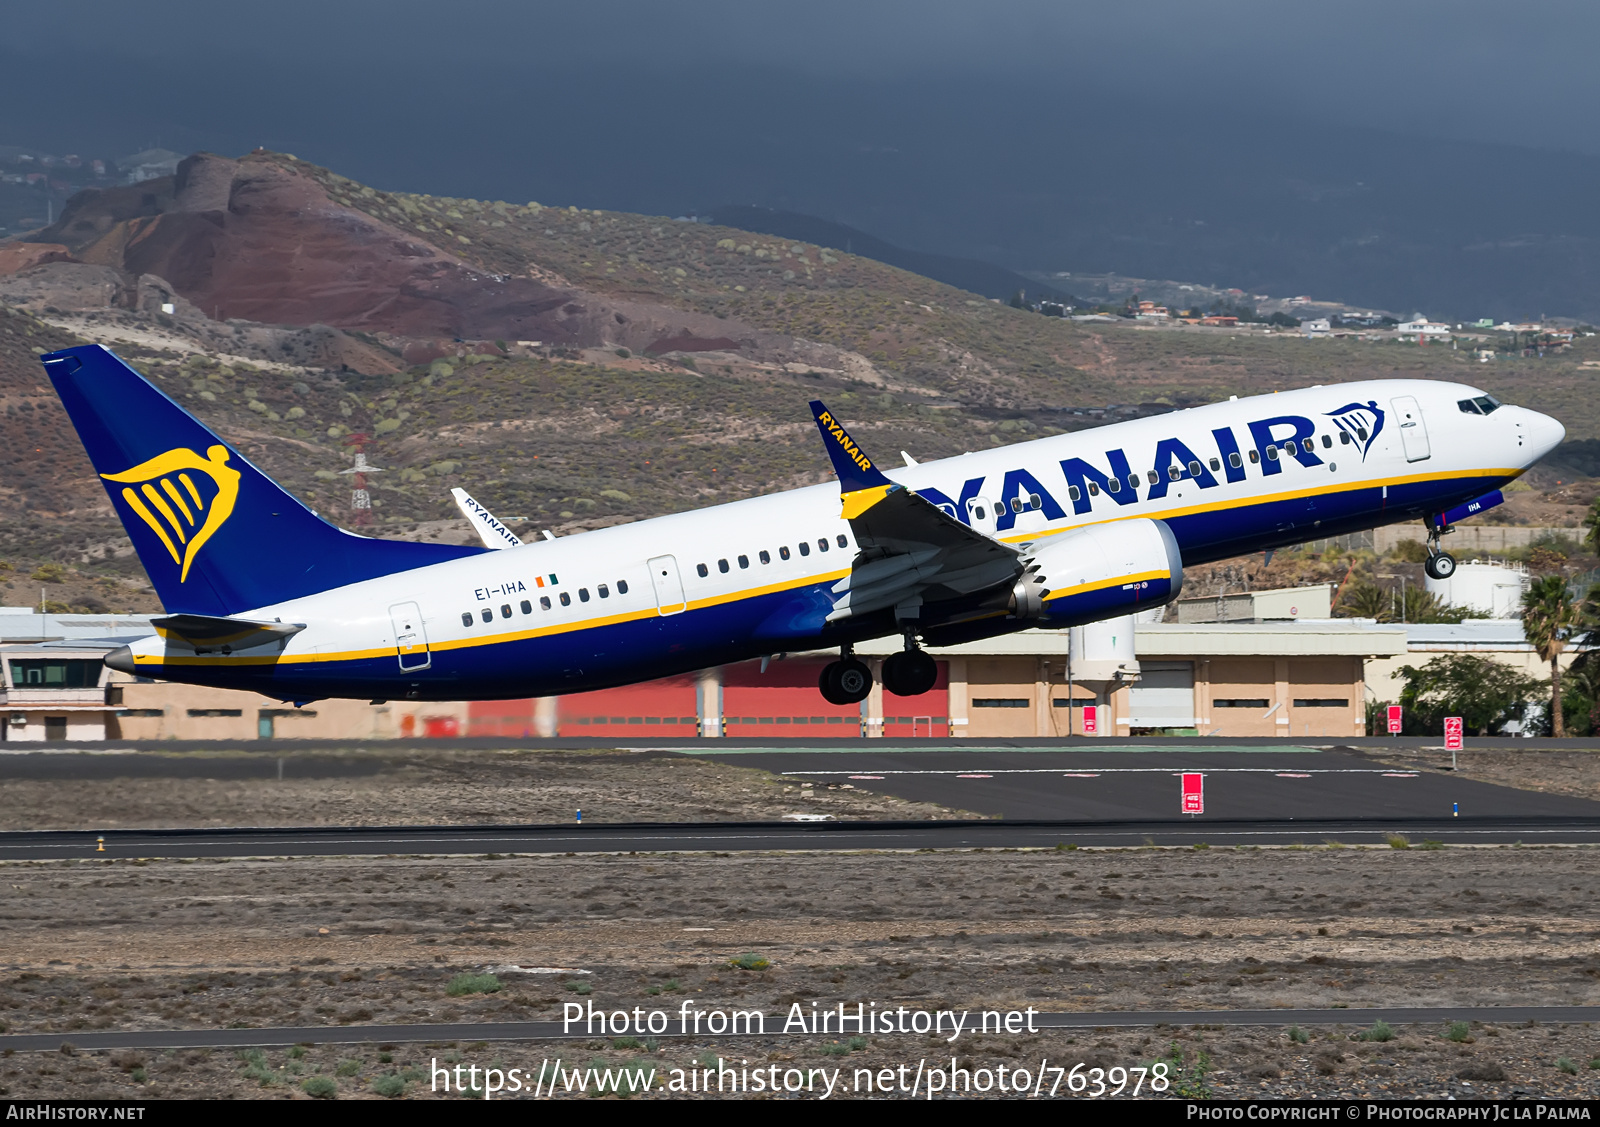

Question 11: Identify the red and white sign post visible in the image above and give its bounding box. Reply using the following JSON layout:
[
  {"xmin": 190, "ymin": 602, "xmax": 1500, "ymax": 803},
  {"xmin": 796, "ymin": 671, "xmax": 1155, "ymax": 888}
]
[
  {"xmin": 1181, "ymin": 772, "xmax": 1204, "ymax": 815},
  {"xmin": 1386, "ymin": 705, "xmax": 1403, "ymax": 735},
  {"xmin": 1444, "ymin": 716, "xmax": 1463, "ymax": 770},
  {"xmin": 1082, "ymin": 706, "xmax": 1097, "ymax": 735}
]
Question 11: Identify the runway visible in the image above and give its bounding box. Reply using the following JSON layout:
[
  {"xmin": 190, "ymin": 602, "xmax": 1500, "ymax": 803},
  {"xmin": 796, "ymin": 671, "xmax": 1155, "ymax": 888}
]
[
  {"xmin": 694, "ymin": 746, "xmax": 1600, "ymax": 822},
  {"xmin": 5, "ymin": 814, "xmax": 1600, "ymax": 861},
  {"xmin": 3, "ymin": 1006, "xmax": 1597, "ymax": 1053}
]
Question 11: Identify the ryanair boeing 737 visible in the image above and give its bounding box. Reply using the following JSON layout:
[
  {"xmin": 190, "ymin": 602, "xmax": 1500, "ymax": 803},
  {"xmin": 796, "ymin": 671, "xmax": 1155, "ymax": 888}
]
[{"xmin": 40, "ymin": 345, "xmax": 1564, "ymax": 707}]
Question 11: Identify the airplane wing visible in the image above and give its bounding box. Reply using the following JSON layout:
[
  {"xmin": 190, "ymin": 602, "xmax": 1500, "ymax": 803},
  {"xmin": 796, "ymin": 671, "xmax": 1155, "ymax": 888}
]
[
  {"xmin": 809, "ymin": 401, "xmax": 1023, "ymax": 622},
  {"xmin": 451, "ymin": 487, "xmax": 523, "ymax": 550}
]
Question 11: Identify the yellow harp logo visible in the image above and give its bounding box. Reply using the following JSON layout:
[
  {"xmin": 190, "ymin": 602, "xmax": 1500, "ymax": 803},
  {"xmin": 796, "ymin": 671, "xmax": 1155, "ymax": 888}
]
[{"xmin": 101, "ymin": 445, "xmax": 242, "ymax": 582}]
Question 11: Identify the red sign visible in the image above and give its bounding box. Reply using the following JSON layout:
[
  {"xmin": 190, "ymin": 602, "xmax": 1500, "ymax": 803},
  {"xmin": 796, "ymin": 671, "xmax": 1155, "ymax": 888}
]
[
  {"xmin": 1386, "ymin": 705, "xmax": 1403, "ymax": 735},
  {"xmin": 1181, "ymin": 772, "xmax": 1204, "ymax": 815},
  {"xmin": 1444, "ymin": 716, "xmax": 1464, "ymax": 751},
  {"xmin": 1082, "ymin": 705, "xmax": 1097, "ymax": 734}
]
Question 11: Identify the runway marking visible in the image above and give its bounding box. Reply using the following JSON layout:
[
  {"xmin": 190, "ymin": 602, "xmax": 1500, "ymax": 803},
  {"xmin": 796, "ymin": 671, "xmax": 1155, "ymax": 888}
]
[
  {"xmin": 1276, "ymin": 773, "xmax": 1312, "ymax": 778},
  {"xmin": 783, "ymin": 767, "xmax": 1432, "ymax": 777},
  {"xmin": 848, "ymin": 775, "xmax": 884, "ymax": 780}
]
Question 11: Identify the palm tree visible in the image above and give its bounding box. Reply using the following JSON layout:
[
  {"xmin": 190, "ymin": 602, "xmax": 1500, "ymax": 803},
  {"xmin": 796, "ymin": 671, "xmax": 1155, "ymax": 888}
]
[
  {"xmin": 1522, "ymin": 576, "xmax": 1585, "ymax": 737},
  {"xmin": 1584, "ymin": 497, "xmax": 1600, "ymax": 553}
]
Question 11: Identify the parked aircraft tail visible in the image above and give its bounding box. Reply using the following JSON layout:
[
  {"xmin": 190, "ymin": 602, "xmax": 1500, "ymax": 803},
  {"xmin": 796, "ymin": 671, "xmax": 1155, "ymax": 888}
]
[{"xmin": 41, "ymin": 345, "xmax": 483, "ymax": 616}]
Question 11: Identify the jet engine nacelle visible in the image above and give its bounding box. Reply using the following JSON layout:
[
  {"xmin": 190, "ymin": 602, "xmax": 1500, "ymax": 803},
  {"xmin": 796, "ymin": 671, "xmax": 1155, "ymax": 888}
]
[{"xmin": 1010, "ymin": 517, "xmax": 1183, "ymax": 626}]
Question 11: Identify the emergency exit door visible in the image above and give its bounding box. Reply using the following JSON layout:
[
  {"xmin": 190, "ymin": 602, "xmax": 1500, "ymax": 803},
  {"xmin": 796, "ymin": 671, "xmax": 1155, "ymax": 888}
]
[{"xmin": 648, "ymin": 555, "xmax": 687, "ymax": 615}]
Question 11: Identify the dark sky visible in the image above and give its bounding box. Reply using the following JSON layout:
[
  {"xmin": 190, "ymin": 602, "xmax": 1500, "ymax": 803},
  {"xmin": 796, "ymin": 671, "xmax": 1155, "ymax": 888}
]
[{"xmin": 6, "ymin": 1, "xmax": 1600, "ymax": 317}]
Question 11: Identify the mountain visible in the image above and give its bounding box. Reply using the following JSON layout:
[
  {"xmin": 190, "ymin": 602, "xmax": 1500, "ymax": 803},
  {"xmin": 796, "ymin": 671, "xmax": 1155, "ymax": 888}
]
[{"xmin": 708, "ymin": 205, "xmax": 1078, "ymax": 306}]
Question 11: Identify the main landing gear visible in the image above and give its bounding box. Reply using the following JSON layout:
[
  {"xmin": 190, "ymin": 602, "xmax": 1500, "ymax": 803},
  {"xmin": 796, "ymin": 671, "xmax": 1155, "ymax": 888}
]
[
  {"xmin": 819, "ymin": 649, "xmax": 873, "ymax": 706},
  {"xmin": 819, "ymin": 639, "xmax": 938, "ymax": 706},
  {"xmin": 1423, "ymin": 520, "xmax": 1457, "ymax": 581}
]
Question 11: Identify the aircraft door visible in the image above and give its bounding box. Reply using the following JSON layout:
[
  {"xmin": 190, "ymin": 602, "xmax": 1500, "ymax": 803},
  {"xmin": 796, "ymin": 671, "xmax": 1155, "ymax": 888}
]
[
  {"xmin": 647, "ymin": 555, "xmax": 687, "ymax": 615},
  {"xmin": 390, "ymin": 601, "xmax": 431, "ymax": 671},
  {"xmin": 1391, "ymin": 396, "xmax": 1431, "ymax": 462},
  {"xmin": 965, "ymin": 496, "xmax": 999, "ymax": 536}
]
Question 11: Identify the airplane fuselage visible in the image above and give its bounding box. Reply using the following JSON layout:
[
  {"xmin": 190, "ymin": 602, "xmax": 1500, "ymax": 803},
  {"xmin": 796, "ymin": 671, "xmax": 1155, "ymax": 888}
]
[{"xmin": 114, "ymin": 378, "xmax": 1562, "ymax": 701}]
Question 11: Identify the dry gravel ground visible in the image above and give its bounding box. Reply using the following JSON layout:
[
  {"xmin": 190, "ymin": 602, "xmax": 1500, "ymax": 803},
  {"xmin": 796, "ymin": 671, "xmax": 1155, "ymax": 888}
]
[
  {"xmin": 1, "ymin": 846, "xmax": 1598, "ymax": 1099},
  {"xmin": 0, "ymin": 748, "xmax": 966, "ymax": 830}
]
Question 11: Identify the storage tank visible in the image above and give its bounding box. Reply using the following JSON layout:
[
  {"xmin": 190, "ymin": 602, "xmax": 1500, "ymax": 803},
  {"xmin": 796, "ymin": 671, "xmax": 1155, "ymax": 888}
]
[
  {"xmin": 1424, "ymin": 560, "xmax": 1528, "ymax": 619},
  {"xmin": 1069, "ymin": 614, "xmax": 1138, "ymax": 682}
]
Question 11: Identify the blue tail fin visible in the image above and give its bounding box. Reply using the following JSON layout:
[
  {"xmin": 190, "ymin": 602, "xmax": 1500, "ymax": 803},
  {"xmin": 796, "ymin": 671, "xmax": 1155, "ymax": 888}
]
[{"xmin": 42, "ymin": 345, "xmax": 484, "ymax": 615}]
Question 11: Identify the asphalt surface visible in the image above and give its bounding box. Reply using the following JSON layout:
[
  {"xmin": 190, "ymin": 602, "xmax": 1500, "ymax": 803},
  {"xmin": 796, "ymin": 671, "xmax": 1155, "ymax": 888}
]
[
  {"xmin": 3, "ymin": 1007, "xmax": 1597, "ymax": 1053},
  {"xmin": 6, "ymin": 814, "xmax": 1600, "ymax": 861},
  {"xmin": 696, "ymin": 746, "xmax": 1600, "ymax": 822}
]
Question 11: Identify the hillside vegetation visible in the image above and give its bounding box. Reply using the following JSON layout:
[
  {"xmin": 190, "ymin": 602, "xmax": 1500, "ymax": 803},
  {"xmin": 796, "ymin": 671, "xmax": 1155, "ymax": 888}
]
[{"xmin": 0, "ymin": 151, "xmax": 1596, "ymax": 613}]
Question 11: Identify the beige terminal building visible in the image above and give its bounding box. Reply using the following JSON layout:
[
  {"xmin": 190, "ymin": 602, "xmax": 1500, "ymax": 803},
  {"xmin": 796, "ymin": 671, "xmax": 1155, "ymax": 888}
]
[{"xmin": 5, "ymin": 582, "xmax": 1545, "ymax": 742}]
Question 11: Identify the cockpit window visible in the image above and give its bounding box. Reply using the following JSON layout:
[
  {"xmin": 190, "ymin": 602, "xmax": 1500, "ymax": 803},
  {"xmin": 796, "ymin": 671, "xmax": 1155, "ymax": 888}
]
[{"xmin": 1459, "ymin": 395, "xmax": 1502, "ymax": 415}]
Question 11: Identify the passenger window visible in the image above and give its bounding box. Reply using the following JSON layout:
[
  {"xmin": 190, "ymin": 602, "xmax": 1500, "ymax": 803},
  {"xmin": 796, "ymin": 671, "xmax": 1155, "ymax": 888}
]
[
  {"xmin": 697, "ymin": 563, "xmax": 709, "ymax": 577},
  {"xmin": 1340, "ymin": 431, "xmax": 1351, "ymax": 445},
  {"xmin": 617, "ymin": 580, "xmax": 628, "ymax": 594},
  {"xmin": 1067, "ymin": 485, "xmax": 1081, "ymax": 502},
  {"xmin": 973, "ymin": 506, "xmax": 986, "ymax": 520},
  {"xmin": 1106, "ymin": 477, "xmax": 1121, "ymax": 493},
  {"xmin": 779, "ymin": 546, "xmax": 790, "ymax": 560},
  {"xmin": 798, "ymin": 541, "xmax": 810, "ymax": 556},
  {"xmin": 559, "ymin": 592, "xmax": 571, "ymax": 607},
  {"xmin": 1029, "ymin": 493, "xmax": 1042, "ymax": 509},
  {"xmin": 521, "ymin": 599, "xmax": 532, "ymax": 614},
  {"xmin": 1127, "ymin": 474, "xmax": 1140, "ymax": 490},
  {"xmin": 461, "ymin": 612, "xmax": 473, "ymax": 627},
  {"xmin": 759, "ymin": 550, "xmax": 771, "ymax": 564},
  {"xmin": 718, "ymin": 558, "xmax": 730, "ymax": 572},
  {"xmin": 598, "ymin": 584, "xmax": 609, "ymax": 598},
  {"xmin": 1356, "ymin": 427, "xmax": 1368, "ymax": 441},
  {"xmin": 1266, "ymin": 446, "xmax": 1280, "ymax": 461},
  {"xmin": 1010, "ymin": 498, "xmax": 1023, "ymax": 513},
  {"xmin": 1146, "ymin": 470, "xmax": 1159, "ymax": 484},
  {"xmin": 738, "ymin": 555, "xmax": 749, "ymax": 568},
  {"xmin": 1086, "ymin": 483, "xmax": 1098, "ymax": 497},
  {"xmin": 1321, "ymin": 434, "xmax": 1333, "ymax": 448},
  {"xmin": 1209, "ymin": 457, "xmax": 1220, "ymax": 471},
  {"xmin": 818, "ymin": 538, "xmax": 829, "ymax": 552},
  {"xmin": 1249, "ymin": 449, "xmax": 1260, "ymax": 463},
  {"xmin": 540, "ymin": 596, "xmax": 552, "ymax": 610},
  {"xmin": 1168, "ymin": 465, "xmax": 1182, "ymax": 480},
  {"xmin": 501, "ymin": 604, "xmax": 511, "ymax": 618},
  {"xmin": 480, "ymin": 608, "xmax": 493, "ymax": 623},
  {"xmin": 1302, "ymin": 438, "xmax": 1314, "ymax": 453},
  {"xmin": 836, "ymin": 534, "xmax": 848, "ymax": 548},
  {"xmin": 578, "ymin": 588, "xmax": 590, "ymax": 602},
  {"xmin": 1187, "ymin": 460, "xmax": 1201, "ymax": 476},
  {"xmin": 1229, "ymin": 452, "xmax": 1242, "ymax": 468}
]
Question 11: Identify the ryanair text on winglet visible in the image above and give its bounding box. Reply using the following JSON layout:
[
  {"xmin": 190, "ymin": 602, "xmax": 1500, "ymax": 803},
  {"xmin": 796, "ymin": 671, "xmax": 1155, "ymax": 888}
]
[{"xmin": 818, "ymin": 411, "xmax": 873, "ymax": 473}]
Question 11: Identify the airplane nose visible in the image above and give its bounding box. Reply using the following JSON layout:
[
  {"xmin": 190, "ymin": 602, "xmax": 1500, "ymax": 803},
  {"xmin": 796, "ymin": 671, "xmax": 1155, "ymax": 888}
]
[{"xmin": 1521, "ymin": 408, "xmax": 1565, "ymax": 463}]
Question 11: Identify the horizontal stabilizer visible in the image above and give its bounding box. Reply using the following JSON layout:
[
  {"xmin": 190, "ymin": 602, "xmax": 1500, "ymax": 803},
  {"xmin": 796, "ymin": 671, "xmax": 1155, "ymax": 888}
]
[{"xmin": 152, "ymin": 614, "xmax": 306, "ymax": 652}]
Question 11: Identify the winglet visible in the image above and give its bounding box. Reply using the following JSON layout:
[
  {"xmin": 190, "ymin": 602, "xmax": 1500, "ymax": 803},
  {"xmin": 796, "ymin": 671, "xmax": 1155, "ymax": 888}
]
[{"xmin": 810, "ymin": 400, "xmax": 899, "ymax": 519}]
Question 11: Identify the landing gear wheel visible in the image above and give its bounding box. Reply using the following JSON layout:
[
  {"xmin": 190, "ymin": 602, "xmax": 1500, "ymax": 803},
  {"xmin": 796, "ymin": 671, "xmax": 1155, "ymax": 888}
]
[
  {"xmin": 1424, "ymin": 552, "xmax": 1457, "ymax": 580},
  {"xmin": 882, "ymin": 649, "xmax": 938, "ymax": 696},
  {"xmin": 819, "ymin": 658, "xmax": 874, "ymax": 705}
]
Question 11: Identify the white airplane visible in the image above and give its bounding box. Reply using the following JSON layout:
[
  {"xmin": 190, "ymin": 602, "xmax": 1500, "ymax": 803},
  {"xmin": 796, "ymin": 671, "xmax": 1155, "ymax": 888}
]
[{"xmin": 41, "ymin": 344, "xmax": 1562, "ymax": 706}]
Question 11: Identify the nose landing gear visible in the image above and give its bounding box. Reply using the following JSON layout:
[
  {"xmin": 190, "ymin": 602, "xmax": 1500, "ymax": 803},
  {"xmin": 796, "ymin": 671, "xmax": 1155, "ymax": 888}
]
[{"xmin": 1423, "ymin": 518, "xmax": 1457, "ymax": 580}]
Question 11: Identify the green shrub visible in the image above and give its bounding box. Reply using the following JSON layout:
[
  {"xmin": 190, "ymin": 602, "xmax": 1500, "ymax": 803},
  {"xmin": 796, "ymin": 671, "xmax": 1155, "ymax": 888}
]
[
  {"xmin": 820, "ymin": 1042, "xmax": 849, "ymax": 1056},
  {"xmin": 1160, "ymin": 1040, "xmax": 1212, "ymax": 1099},
  {"xmin": 1386, "ymin": 834, "xmax": 1411, "ymax": 850},
  {"xmin": 1420, "ymin": 839, "xmax": 1445, "ymax": 850},
  {"xmin": 1360, "ymin": 1020, "xmax": 1396, "ymax": 1042},
  {"xmin": 303, "ymin": 1076, "xmax": 337, "ymax": 1099},
  {"xmin": 446, "ymin": 973, "xmax": 502, "ymax": 996},
  {"xmin": 729, "ymin": 953, "xmax": 770, "ymax": 971},
  {"xmin": 287, "ymin": 1044, "xmax": 306, "ymax": 1059},
  {"xmin": 847, "ymin": 1036, "xmax": 868, "ymax": 1051},
  {"xmin": 371, "ymin": 1073, "xmax": 405, "ymax": 1097},
  {"xmin": 1288, "ymin": 1025, "xmax": 1309, "ymax": 1044},
  {"xmin": 1446, "ymin": 1021, "xmax": 1472, "ymax": 1042},
  {"xmin": 564, "ymin": 979, "xmax": 592, "ymax": 995},
  {"xmin": 612, "ymin": 1036, "xmax": 641, "ymax": 1049},
  {"xmin": 1557, "ymin": 1057, "xmax": 1578, "ymax": 1074},
  {"xmin": 335, "ymin": 1059, "xmax": 361, "ymax": 1077}
]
